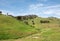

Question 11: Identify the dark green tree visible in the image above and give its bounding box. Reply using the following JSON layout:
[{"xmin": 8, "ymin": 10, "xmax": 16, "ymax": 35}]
[{"xmin": 0, "ymin": 11, "xmax": 2, "ymax": 15}]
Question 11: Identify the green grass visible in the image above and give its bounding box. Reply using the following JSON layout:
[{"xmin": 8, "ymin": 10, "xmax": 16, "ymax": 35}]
[
  {"xmin": 0, "ymin": 15, "xmax": 38, "ymax": 40},
  {"xmin": 0, "ymin": 15, "xmax": 60, "ymax": 41},
  {"xmin": 12, "ymin": 24, "xmax": 60, "ymax": 41}
]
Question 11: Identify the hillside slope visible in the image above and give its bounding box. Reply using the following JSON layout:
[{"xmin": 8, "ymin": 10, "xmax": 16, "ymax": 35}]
[
  {"xmin": 17, "ymin": 17, "xmax": 60, "ymax": 41},
  {"xmin": 0, "ymin": 15, "xmax": 38, "ymax": 40},
  {"xmin": 0, "ymin": 15, "xmax": 60, "ymax": 41}
]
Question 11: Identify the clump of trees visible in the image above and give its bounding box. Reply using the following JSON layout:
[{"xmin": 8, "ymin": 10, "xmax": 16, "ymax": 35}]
[
  {"xmin": 0, "ymin": 11, "xmax": 2, "ymax": 15},
  {"xmin": 15, "ymin": 16, "xmax": 25, "ymax": 21},
  {"xmin": 48, "ymin": 17, "xmax": 57, "ymax": 20},
  {"xmin": 16, "ymin": 15, "xmax": 38, "ymax": 21},
  {"xmin": 32, "ymin": 20, "xmax": 35, "ymax": 25},
  {"xmin": 27, "ymin": 15, "xmax": 38, "ymax": 19},
  {"xmin": 40, "ymin": 20, "xmax": 50, "ymax": 23}
]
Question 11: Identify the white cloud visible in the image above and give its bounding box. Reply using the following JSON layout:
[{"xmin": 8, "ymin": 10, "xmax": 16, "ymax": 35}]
[
  {"xmin": 28, "ymin": 4, "xmax": 60, "ymax": 18},
  {"xmin": 42, "ymin": 5, "xmax": 60, "ymax": 15},
  {"xmin": 42, "ymin": 9, "xmax": 60, "ymax": 15},
  {"xmin": 29, "ymin": 4, "xmax": 44, "ymax": 10},
  {"xmin": 43, "ymin": 10, "xmax": 53, "ymax": 14}
]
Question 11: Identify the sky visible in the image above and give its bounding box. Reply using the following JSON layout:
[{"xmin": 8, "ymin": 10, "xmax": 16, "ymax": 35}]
[{"xmin": 0, "ymin": 0, "xmax": 60, "ymax": 18}]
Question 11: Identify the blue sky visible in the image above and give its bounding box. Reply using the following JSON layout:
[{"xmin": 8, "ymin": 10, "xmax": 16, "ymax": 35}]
[{"xmin": 0, "ymin": 0, "xmax": 60, "ymax": 18}]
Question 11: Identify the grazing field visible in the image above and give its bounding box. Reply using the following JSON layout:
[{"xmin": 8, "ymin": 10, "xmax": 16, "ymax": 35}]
[{"xmin": 0, "ymin": 14, "xmax": 60, "ymax": 41}]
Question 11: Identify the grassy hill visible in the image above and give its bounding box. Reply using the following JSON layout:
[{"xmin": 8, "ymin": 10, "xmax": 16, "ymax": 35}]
[
  {"xmin": 0, "ymin": 14, "xmax": 60, "ymax": 41},
  {"xmin": 15, "ymin": 17, "xmax": 60, "ymax": 41},
  {"xmin": 0, "ymin": 15, "xmax": 38, "ymax": 40}
]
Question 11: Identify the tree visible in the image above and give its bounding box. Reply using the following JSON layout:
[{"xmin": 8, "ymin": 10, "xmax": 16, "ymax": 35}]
[{"xmin": 0, "ymin": 11, "xmax": 2, "ymax": 14}]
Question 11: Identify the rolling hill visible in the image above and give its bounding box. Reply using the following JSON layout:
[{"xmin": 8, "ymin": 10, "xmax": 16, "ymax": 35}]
[
  {"xmin": 0, "ymin": 14, "xmax": 60, "ymax": 41},
  {"xmin": 0, "ymin": 14, "xmax": 38, "ymax": 40}
]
